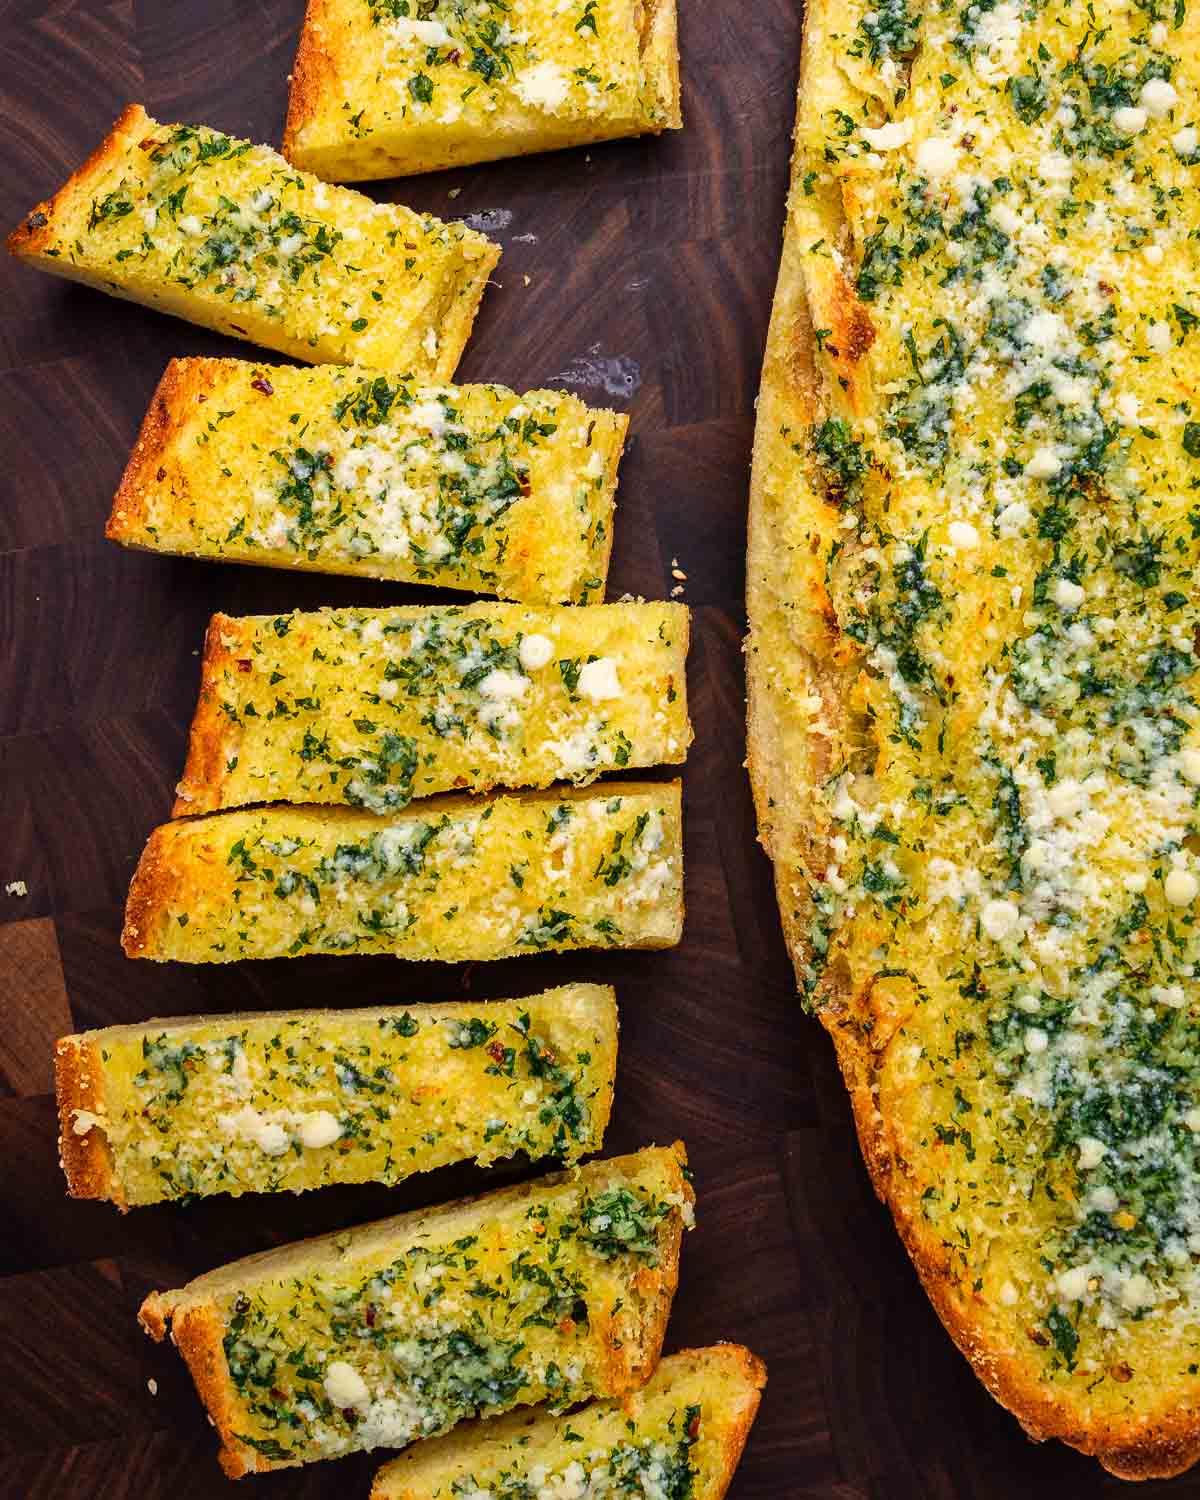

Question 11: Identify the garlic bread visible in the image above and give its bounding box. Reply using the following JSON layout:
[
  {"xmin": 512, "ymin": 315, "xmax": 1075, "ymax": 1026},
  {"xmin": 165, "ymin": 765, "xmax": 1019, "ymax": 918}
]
[
  {"xmin": 56, "ymin": 984, "xmax": 616, "ymax": 1209},
  {"xmin": 372, "ymin": 1344, "xmax": 765, "ymax": 1500},
  {"xmin": 284, "ymin": 0, "xmax": 681, "ymax": 181},
  {"xmin": 747, "ymin": 0, "xmax": 1200, "ymax": 1477},
  {"xmin": 107, "ymin": 358, "xmax": 622, "ymax": 604},
  {"xmin": 123, "ymin": 782, "xmax": 683, "ymax": 964},
  {"xmin": 139, "ymin": 1142, "xmax": 693, "ymax": 1476},
  {"xmin": 6, "ymin": 105, "xmax": 498, "ymax": 373},
  {"xmin": 174, "ymin": 601, "xmax": 690, "ymax": 816}
]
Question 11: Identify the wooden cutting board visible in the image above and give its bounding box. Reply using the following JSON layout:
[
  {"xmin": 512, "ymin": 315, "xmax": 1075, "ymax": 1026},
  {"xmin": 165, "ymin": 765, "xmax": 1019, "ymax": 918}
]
[{"xmin": 0, "ymin": 1, "xmax": 1149, "ymax": 1495}]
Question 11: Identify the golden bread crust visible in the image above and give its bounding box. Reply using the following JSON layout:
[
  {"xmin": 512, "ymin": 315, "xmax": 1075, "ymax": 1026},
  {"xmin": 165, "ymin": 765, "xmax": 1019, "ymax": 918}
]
[
  {"xmin": 106, "ymin": 357, "xmax": 199, "ymax": 545},
  {"xmin": 6, "ymin": 103, "xmax": 150, "ymax": 262},
  {"xmin": 281, "ymin": 0, "xmax": 337, "ymax": 163},
  {"xmin": 53, "ymin": 1035, "xmax": 121, "ymax": 1208},
  {"xmin": 170, "ymin": 1304, "xmax": 256, "ymax": 1479},
  {"xmin": 172, "ymin": 612, "xmax": 241, "ymax": 816}
]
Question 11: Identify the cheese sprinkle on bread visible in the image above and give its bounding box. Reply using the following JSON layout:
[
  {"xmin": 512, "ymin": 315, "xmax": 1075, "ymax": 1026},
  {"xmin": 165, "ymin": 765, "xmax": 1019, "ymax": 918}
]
[
  {"xmin": 139, "ymin": 1144, "xmax": 693, "ymax": 1477},
  {"xmin": 174, "ymin": 601, "xmax": 690, "ymax": 815},
  {"xmin": 747, "ymin": 0, "xmax": 1200, "ymax": 1477},
  {"xmin": 56, "ymin": 985, "xmax": 617, "ymax": 1210},
  {"xmin": 283, "ymin": 0, "xmax": 681, "ymax": 181},
  {"xmin": 107, "ymin": 359, "xmax": 623, "ymax": 604},
  {"xmin": 6, "ymin": 105, "xmax": 498, "ymax": 373},
  {"xmin": 123, "ymin": 783, "xmax": 683, "ymax": 964},
  {"xmin": 371, "ymin": 1344, "xmax": 765, "ymax": 1500}
]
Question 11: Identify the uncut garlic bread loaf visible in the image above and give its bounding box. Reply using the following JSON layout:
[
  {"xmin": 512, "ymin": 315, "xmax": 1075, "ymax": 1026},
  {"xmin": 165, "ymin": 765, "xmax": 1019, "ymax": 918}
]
[
  {"xmin": 140, "ymin": 1142, "xmax": 693, "ymax": 1477},
  {"xmin": 747, "ymin": 0, "xmax": 1200, "ymax": 1478},
  {"xmin": 107, "ymin": 359, "xmax": 622, "ymax": 604},
  {"xmin": 56, "ymin": 984, "xmax": 616, "ymax": 1210},
  {"xmin": 5, "ymin": 105, "xmax": 498, "ymax": 373},
  {"xmin": 372, "ymin": 1344, "xmax": 765, "ymax": 1500},
  {"xmin": 123, "ymin": 782, "xmax": 683, "ymax": 963},
  {"xmin": 283, "ymin": 0, "xmax": 681, "ymax": 181},
  {"xmin": 174, "ymin": 601, "xmax": 690, "ymax": 816}
]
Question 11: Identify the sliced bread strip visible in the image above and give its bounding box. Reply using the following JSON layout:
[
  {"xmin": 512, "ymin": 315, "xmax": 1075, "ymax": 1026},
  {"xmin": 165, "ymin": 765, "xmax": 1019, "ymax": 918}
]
[
  {"xmin": 284, "ymin": 0, "xmax": 681, "ymax": 181},
  {"xmin": 56, "ymin": 984, "xmax": 617, "ymax": 1209},
  {"xmin": 372, "ymin": 1344, "xmax": 765, "ymax": 1500},
  {"xmin": 173, "ymin": 600, "xmax": 690, "ymax": 816},
  {"xmin": 140, "ymin": 1142, "xmax": 693, "ymax": 1477},
  {"xmin": 107, "ymin": 359, "xmax": 623, "ymax": 604},
  {"xmin": 6, "ymin": 105, "xmax": 498, "ymax": 374},
  {"xmin": 122, "ymin": 782, "xmax": 684, "ymax": 964}
]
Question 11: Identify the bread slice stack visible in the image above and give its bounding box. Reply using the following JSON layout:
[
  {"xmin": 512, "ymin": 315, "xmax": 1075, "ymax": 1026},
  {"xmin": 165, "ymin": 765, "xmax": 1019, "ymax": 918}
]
[{"xmin": 9, "ymin": 10, "xmax": 767, "ymax": 1493}]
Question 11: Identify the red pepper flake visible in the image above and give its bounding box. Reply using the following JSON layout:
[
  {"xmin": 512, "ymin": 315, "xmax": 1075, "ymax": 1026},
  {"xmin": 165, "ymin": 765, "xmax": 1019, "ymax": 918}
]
[
  {"xmin": 487, "ymin": 1040, "xmax": 507, "ymax": 1064},
  {"xmin": 365, "ymin": 1303, "xmax": 377, "ymax": 1327},
  {"xmin": 156, "ymin": 467, "xmax": 167, "ymax": 482},
  {"xmin": 688, "ymin": 1414, "xmax": 702, "ymax": 1439},
  {"xmin": 237, "ymin": 658, "xmax": 252, "ymax": 673},
  {"xmin": 251, "ymin": 376, "xmax": 274, "ymax": 396}
]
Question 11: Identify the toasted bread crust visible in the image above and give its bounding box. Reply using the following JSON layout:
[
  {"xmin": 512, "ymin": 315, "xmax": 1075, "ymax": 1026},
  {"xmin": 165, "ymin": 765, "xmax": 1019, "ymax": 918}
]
[
  {"xmin": 642, "ymin": 0, "xmax": 682, "ymax": 130},
  {"xmin": 53, "ymin": 1035, "xmax": 121, "ymax": 1208},
  {"xmin": 744, "ymin": 0, "xmax": 1200, "ymax": 1480},
  {"xmin": 281, "ymin": 0, "xmax": 337, "ymax": 163},
  {"xmin": 140, "ymin": 1144, "xmax": 690, "ymax": 1477},
  {"xmin": 170, "ymin": 1304, "xmax": 256, "ymax": 1479},
  {"xmin": 172, "ymin": 612, "xmax": 241, "ymax": 816},
  {"xmin": 120, "ymin": 820, "xmax": 184, "ymax": 959},
  {"xmin": 106, "ymin": 357, "xmax": 198, "ymax": 545},
  {"xmin": 699, "ymin": 1345, "xmax": 767, "ymax": 1499},
  {"xmin": 8, "ymin": 106, "xmax": 498, "ymax": 373},
  {"xmin": 6, "ymin": 103, "xmax": 149, "ymax": 263},
  {"xmin": 108, "ymin": 357, "xmax": 619, "ymax": 602}
]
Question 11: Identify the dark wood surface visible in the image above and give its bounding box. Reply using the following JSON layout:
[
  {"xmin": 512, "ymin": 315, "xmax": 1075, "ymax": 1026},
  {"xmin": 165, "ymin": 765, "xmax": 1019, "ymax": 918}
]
[{"xmin": 0, "ymin": 2, "xmax": 1179, "ymax": 1496}]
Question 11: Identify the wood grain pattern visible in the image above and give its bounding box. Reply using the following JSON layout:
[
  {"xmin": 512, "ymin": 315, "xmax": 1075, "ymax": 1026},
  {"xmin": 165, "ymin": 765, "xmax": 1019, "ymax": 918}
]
[{"xmin": 0, "ymin": 1, "xmax": 1149, "ymax": 1496}]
